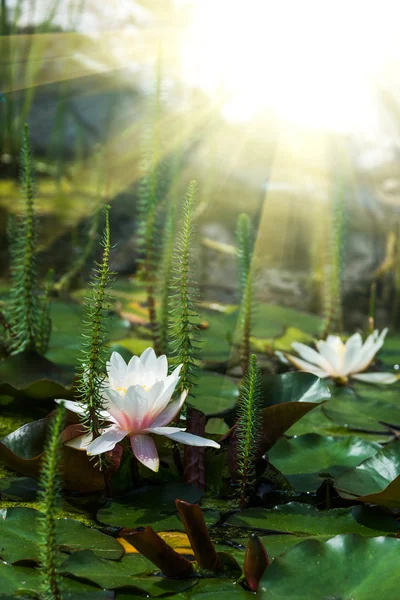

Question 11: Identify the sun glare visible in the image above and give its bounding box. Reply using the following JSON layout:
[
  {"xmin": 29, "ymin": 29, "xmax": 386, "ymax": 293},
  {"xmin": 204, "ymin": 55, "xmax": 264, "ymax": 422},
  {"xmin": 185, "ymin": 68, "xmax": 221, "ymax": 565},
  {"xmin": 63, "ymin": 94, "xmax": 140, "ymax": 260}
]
[{"xmin": 181, "ymin": 0, "xmax": 400, "ymax": 132}]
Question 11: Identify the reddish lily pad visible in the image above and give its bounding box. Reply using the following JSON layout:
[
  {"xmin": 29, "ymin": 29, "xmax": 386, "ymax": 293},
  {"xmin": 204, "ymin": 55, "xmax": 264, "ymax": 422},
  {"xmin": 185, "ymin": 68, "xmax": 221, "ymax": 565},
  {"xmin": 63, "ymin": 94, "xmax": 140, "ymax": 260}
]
[{"xmin": 0, "ymin": 418, "xmax": 114, "ymax": 492}]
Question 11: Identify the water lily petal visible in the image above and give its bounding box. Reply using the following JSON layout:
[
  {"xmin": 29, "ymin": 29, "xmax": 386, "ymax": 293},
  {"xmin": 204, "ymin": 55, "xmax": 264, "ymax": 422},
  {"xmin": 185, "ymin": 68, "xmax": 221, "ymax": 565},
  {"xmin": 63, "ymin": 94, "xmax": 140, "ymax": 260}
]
[
  {"xmin": 125, "ymin": 356, "xmax": 146, "ymax": 387},
  {"xmin": 140, "ymin": 347, "xmax": 158, "ymax": 370},
  {"xmin": 130, "ymin": 434, "xmax": 160, "ymax": 472},
  {"xmin": 144, "ymin": 426, "xmax": 186, "ymax": 435},
  {"xmin": 146, "ymin": 377, "xmax": 182, "ymax": 421},
  {"xmin": 150, "ymin": 391, "xmax": 188, "ymax": 427},
  {"xmin": 65, "ymin": 432, "xmax": 93, "ymax": 450},
  {"xmin": 285, "ymin": 354, "xmax": 329, "ymax": 378},
  {"xmin": 86, "ymin": 427, "xmax": 127, "ymax": 456},
  {"xmin": 123, "ymin": 384, "xmax": 152, "ymax": 427},
  {"xmin": 355, "ymin": 328, "xmax": 389, "ymax": 373},
  {"xmin": 351, "ymin": 372, "xmax": 398, "ymax": 384},
  {"xmin": 291, "ymin": 342, "xmax": 332, "ymax": 371},
  {"xmin": 342, "ymin": 333, "xmax": 363, "ymax": 375},
  {"xmin": 107, "ymin": 351, "xmax": 128, "ymax": 388},
  {"xmin": 155, "ymin": 355, "xmax": 168, "ymax": 380},
  {"xmin": 315, "ymin": 337, "xmax": 343, "ymax": 375},
  {"xmin": 159, "ymin": 430, "xmax": 220, "ymax": 448},
  {"xmin": 55, "ymin": 399, "xmax": 85, "ymax": 414}
]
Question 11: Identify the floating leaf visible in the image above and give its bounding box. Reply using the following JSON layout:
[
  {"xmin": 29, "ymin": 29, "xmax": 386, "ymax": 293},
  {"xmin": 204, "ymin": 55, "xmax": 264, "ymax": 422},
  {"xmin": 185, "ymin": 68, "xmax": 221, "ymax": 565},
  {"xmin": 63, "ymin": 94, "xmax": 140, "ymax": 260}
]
[
  {"xmin": 0, "ymin": 507, "xmax": 124, "ymax": 563},
  {"xmin": 0, "ymin": 560, "xmax": 114, "ymax": 597},
  {"xmin": 335, "ymin": 441, "xmax": 400, "ymax": 507},
  {"xmin": 226, "ymin": 502, "xmax": 400, "ymax": 537},
  {"xmin": 97, "ymin": 483, "xmax": 219, "ymax": 531},
  {"xmin": 189, "ymin": 372, "xmax": 239, "ymax": 416},
  {"xmin": 0, "ymin": 351, "xmax": 74, "ymax": 400},
  {"xmin": 260, "ymin": 535, "xmax": 400, "ymax": 599},
  {"xmin": 269, "ymin": 434, "xmax": 380, "ymax": 491},
  {"xmin": 0, "ymin": 418, "xmax": 108, "ymax": 492},
  {"xmin": 123, "ymin": 526, "xmax": 194, "ymax": 577},
  {"xmin": 262, "ymin": 372, "xmax": 331, "ymax": 408},
  {"xmin": 60, "ymin": 550, "xmax": 196, "ymax": 594}
]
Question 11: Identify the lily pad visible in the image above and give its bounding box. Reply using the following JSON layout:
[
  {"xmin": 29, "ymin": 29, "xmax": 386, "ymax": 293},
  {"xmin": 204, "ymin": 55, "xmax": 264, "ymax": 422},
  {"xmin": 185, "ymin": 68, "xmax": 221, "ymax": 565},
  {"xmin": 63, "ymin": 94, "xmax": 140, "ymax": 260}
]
[
  {"xmin": 335, "ymin": 441, "xmax": 400, "ymax": 507},
  {"xmin": 97, "ymin": 483, "xmax": 219, "ymax": 532},
  {"xmin": 0, "ymin": 418, "xmax": 106, "ymax": 492},
  {"xmin": 189, "ymin": 373, "xmax": 239, "ymax": 416},
  {"xmin": 0, "ymin": 560, "xmax": 113, "ymax": 597},
  {"xmin": 0, "ymin": 507, "xmax": 124, "ymax": 563},
  {"xmin": 286, "ymin": 405, "xmax": 394, "ymax": 443},
  {"xmin": 47, "ymin": 300, "xmax": 129, "ymax": 368},
  {"xmin": 0, "ymin": 351, "xmax": 74, "ymax": 400},
  {"xmin": 226, "ymin": 502, "xmax": 400, "ymax": 537},
  {"xmin": 260, "ymin": 535, "xmax": 400, "ymax": 599},
  {"xmin": 268, "ymin": 434, "xmax": 380, "ymax": 492},
  {"xmin": 262, "ymin": 372, "xmax": 331, "ymax": 408},
  {"xmin": 60, "ymin": 550, "xmax": 197, "ymax": 595}
]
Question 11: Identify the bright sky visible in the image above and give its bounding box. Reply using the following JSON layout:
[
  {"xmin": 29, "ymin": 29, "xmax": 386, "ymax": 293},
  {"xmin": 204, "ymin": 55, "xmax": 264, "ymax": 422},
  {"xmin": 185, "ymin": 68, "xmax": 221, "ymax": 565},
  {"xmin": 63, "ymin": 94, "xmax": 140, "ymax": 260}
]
[{"xmin": 180, "ymin": 0, "xmax": 400, "ymax": 132}]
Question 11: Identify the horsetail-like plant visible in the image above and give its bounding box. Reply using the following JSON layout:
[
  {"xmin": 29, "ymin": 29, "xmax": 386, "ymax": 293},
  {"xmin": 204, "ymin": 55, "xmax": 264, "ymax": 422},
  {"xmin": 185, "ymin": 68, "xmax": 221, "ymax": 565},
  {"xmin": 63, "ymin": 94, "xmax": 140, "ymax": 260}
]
[
  {"xmin": 76, "ymin": 205, "xmax": 114, "ymax": 468},
  {"xmin": 5, "ymin": 125, "xmax": 53, "ymax": 356},
  {"xmin": 158, "ymin": 199, "xmax": 178, "ymax": 355},
  {"xmin": 37, "ymin": 268, "xmax": 54, "ymax": 355},
  {"xmin": 236, "ymin": 214, "xmax": 256, "ymax": 372},
  {"xmin": 236, "ymin": 353, "xmax": 263, "ymax": 508},
  {"xmin": 137, "ymin": 53, "xmax": 164, "ymax": 353},
  {"xmin": 157, "ymin": 156, "xmax": 181, "ymax": 355},
  {"xmin": 320, "ymin": 176, "xmax": 346, "ymax": 337},
  {"xmin": 6, "ymin": 124, "xmax": 43, "ymax": 354},
  {"xmin": 38, "ymin": 402, "xmax": 66, "ymax": 600},
  {"xmin": 170, "ymin": 180, "xmax": 201, "ymax": 395}
]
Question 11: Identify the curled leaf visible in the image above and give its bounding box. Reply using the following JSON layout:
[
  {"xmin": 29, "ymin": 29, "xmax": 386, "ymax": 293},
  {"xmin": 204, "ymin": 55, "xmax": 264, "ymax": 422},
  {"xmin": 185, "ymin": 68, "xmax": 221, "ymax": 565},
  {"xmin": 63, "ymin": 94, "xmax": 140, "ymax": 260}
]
[
  {"xmin": 176, "ymin": 499, "xmax": 222, "ymax": 571},
  {"xmin": 244, "ymin": 533, "xmax": 270, "ymax": 591},
  {"xmin": 123, "ymin": 526, "xmax": 194, "ymax": 578}
]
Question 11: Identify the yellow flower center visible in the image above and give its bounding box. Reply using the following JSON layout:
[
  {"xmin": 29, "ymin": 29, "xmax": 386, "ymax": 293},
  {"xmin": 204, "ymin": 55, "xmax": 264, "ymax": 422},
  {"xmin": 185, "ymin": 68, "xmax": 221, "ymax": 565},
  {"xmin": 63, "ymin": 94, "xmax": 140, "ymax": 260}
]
[{"xmin": 116, "ymin": 384, "xmax": 150, "ymax": 394}]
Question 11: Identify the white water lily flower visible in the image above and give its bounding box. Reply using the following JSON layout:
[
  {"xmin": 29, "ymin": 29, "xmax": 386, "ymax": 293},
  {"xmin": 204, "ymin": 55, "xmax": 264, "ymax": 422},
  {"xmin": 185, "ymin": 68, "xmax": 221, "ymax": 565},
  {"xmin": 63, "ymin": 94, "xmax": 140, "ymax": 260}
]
[
  {"xmin": 277, "ymin": 328, "xmax": 398, "ymax": 385},
  {"xmin": 56, "ymin": 348, "xmax": 220, "ymax": 472}
]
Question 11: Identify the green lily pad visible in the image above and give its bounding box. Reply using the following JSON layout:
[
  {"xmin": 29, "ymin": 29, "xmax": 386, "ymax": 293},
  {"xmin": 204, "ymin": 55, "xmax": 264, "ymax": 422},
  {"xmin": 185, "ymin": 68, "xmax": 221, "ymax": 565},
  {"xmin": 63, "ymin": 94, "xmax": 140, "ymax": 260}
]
[
  {"xmin": 262, "ymin": 372, "xmax": 331, "ymax": 408},
  {"xmin": 260, "ymin": 535, "xmax": 400, "ymax": 599},
  {"xmin": 47, "ymin": 300, "xmax": 129, "ymax": 368},
  {"xmin": 226, "ymin": 502, "xmax": 400, "ymax": 537},
  {"xmin": 97, "ymin": 483, "xmax": 219, "ymax": 531},
  {"xmin": 253, "ymin": 304, "xmax": 323, "ymax": 340},
  {"xmin": 0, "ymin": 507, "xmax": 124, "ymax": 563},
  {"xmin": 335, "ymin": 441, "xmax": 400, "ymax": 507},
  {"xmin": 60, "ymin": 550, "xmax": 196, "ymax": 594},
  {"xmin": 286, "ymin": 405, "xmax": 394, "ymax": 443},
  {"xmin": 252, "ymin": 326, "xmax": 314, "ymax": 353},
  {"xmin": 322, "ymin": 385, "xmax": 400, "ymax": 434},
  {"xmin": 268, "ymin": 434, "xmax": 380, "ymax": 492},
  {"xmin": 0, "ymin": 351, "xmax": 74, "ymax": 400},
  {"xmin": 189, "ymin": 372, "xmax": 239, "ymax": 416},
  {"xmin": 0, "ymin": 560, "xmax": 113, "ymax": 597}
]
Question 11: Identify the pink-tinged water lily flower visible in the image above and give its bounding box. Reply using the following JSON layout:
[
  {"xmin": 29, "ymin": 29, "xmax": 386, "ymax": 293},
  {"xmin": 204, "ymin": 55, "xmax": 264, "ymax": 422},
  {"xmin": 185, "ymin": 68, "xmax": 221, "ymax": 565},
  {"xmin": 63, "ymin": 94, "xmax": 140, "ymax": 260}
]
[
  {"xmin": 56, "ymin": 348, "xmax": 220, "ymax": 472},
  {"xmin": 277, "ymin": 329, "xmax": 398, "ymax": 385}
]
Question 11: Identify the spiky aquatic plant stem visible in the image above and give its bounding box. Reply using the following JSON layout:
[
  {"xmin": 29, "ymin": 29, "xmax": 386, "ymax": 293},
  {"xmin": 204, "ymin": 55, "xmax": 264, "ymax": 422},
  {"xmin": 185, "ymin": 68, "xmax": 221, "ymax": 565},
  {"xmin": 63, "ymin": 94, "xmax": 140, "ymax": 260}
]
[
  {"xmin": 6, "ymin": 124, "xmax": 41, "ymax": 354},
  {"xmin": 158, "ymin": 197, "xmax": 178, "ymax": 355},
  {"xmin": 170, "ymin": 180, "xmax": 201, "ymax": 395},
  {"xmin": 38, "ymin": 402, "xmax": 65, "ymax": 600},
  {"xmin": 236, "ymin": 214, "xmax": 255, "ymax": 372},
  {"xmin": 37, "ymin": 268, "xmax": 54, "ymax": 355},
  {"xmin": 236, "ymin": 353, "xmax": 263, "ymax": 508},
  {"xmin": 77, "ymin": 205, "xmax": 114, "ymax": 469}
]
